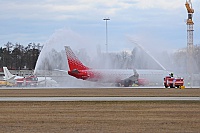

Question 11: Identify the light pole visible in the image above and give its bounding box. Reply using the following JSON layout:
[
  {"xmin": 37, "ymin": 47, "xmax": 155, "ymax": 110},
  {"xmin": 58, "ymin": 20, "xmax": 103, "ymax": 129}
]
[{"xmin": 103, "ymin": 18, "xmax": 110, "ymax": 53}]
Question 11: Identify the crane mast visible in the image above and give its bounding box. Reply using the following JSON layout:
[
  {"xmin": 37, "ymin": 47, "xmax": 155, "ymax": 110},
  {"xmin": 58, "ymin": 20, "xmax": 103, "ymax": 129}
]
[{"xmin": 185, "ymin": 0, "xmax": 194, "ymax": 85}]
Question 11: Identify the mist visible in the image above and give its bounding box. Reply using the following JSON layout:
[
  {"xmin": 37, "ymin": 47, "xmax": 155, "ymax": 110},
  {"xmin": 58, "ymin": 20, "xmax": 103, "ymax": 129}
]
[
  {"xmin": 34, "ymin": 28, "xmax": 112, "ymax": 87},
  {"xmin": 33, "ymin": 28, "xmax": 200, "ymax": 87},
  {"xmin": 33, "ymin": 28, "xmax": 173, "ymax": 87}
]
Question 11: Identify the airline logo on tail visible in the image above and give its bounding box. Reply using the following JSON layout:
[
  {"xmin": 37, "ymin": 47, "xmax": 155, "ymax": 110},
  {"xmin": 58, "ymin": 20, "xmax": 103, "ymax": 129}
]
[
  {"xmin": 65, "ymin": 46, "xmax": 90, "ymax": 80},
  {"xmin": 65, "ymin": 46, "xmax": 89, "ymax": 71}
]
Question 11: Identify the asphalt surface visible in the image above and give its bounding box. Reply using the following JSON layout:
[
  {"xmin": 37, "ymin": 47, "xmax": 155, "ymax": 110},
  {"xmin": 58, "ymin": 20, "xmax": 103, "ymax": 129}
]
[
  {"xmin": 0, "ymin": 97, "xmax": 199, "ymax": 101},
  {"xmin": 0, "ymin": 87, "xmax": 199, "ymax": 101}
]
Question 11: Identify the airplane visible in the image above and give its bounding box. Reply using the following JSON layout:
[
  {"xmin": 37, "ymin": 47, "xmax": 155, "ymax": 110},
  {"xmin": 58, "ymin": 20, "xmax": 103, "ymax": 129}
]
[
  {"xmin": 65, "ymin": 46, "xmax": 139, "ymax": 87},
  {"xmin": 3, "ymin": 67, "xmax": 58, "ymax": 87},
  {"xmin": 64, "ymin": 46, "xmax": 169, "ymax": 87},
  {"xmin": 3, "ymin": 67, "xmax": 38, "ymax": 87},
  {"xmin": 3, "ymin": 67, "xmax": 24, "ymax": 80}
]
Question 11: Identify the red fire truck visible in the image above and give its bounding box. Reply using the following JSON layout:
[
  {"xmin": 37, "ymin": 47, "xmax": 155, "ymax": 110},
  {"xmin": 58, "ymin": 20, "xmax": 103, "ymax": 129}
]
[{"xmin": 164, "ymin": 75, "xmax": 184, "ymax": 88}]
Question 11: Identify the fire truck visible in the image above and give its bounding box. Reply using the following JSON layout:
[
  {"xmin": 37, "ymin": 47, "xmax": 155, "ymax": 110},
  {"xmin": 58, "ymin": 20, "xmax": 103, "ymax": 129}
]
[
  {"xmin": 164, "ymin": 75, "xmax": 184, "ymax": 88},
  {"xmin": 15, "ymin": 75, "xmax": 38, "ymax": 87}
]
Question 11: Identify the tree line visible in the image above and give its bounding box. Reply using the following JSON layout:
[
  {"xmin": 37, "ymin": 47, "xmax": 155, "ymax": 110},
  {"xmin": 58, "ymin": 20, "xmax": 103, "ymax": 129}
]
[
  {"xmin": 1, "ymin": 41, "xmax": 200, "ymax": 75},
  {"xmin": 0, "ymin": 42, "xmax": 42, "ymax": 70}
]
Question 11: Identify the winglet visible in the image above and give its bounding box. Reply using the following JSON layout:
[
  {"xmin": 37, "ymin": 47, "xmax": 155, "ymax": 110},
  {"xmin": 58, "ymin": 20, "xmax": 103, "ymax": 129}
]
[{"xmin": 65, "ymin": 46, "xmax": 89, "ymax": 70}]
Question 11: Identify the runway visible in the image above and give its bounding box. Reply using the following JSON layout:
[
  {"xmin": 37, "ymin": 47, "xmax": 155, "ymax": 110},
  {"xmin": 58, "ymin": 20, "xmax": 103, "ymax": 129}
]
[{"xmin": 0, "ymin": 97, "xmax": 199, "ymax": 101}]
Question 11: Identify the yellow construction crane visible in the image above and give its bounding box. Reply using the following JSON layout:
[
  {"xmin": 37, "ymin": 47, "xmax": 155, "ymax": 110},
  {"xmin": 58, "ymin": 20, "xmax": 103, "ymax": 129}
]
[
  {"xmin": 185, "ymin": 0, "xmax": 194, "ymax": 53},
  {"xmin": 185, "ymin": 0, "xmax": 194, "ymax": 86},
  {"xmin": 185, "ymin": 0, "xmax": 194, "ymax": 13},
  {"xmin": 185, "ymin": 0, "xmax": 194, "ymax": 24}
]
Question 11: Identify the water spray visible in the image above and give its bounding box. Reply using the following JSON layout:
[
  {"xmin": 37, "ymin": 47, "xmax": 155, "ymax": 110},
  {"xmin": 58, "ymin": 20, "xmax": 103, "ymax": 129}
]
[{"xmin": 130, "ymin": 39, "xmax": 167, "ymax": 71}]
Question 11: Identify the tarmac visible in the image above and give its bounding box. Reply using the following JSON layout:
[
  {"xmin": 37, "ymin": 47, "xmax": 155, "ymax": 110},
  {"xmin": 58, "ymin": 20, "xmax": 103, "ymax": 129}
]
[{"xmin": 0, "ymin": 96, "xmax": 199, "ymax": 101}]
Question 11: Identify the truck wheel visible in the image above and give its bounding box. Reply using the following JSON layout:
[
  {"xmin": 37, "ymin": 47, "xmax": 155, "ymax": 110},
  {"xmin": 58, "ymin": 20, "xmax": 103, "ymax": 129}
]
[
  {"xmin": 170, "ymin": 84, "xmax": 174, "ymax": 88},
  {"xmin": 175, "ymin": 86, "xmax": 179, "ymax": 88}
]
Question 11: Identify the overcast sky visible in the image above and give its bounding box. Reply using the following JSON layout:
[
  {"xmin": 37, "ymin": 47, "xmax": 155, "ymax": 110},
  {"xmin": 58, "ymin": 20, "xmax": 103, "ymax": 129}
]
[{"xmin": 0, "ymin": 0, "xmax": 200, "ymax": 52}]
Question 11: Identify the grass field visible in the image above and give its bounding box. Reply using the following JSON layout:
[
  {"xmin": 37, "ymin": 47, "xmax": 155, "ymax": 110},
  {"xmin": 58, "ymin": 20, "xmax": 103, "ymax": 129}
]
[
  {"xmin": 0, "ymin": 101, "xmax": 199, "ymax": 133},
  {"xmin": 0, "ymin": 88, "xmax": 199, "ymax": 132},
  {"xmin": 0, "ymin": 88, "xmax": 199, "ymax": 97}
]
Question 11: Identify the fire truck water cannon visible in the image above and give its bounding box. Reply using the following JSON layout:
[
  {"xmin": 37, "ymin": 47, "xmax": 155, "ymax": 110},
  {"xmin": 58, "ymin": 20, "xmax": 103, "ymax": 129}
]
[{"xmin": 164, "ymin": 73, "xmax": 184, "ymax": 88}]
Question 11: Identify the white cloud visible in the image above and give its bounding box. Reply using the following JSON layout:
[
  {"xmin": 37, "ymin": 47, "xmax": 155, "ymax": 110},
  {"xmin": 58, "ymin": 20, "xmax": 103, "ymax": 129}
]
[
  {"xmin": 0, "ymin": 0, "xmax": 186, "ymax": 21},
  {"xmin": 135, "ymin": 0, "xmax": 183, "ymax": 10},
  {"xmin": 0, "ymin": 0, "xmax": 199, "ymax": 49}
]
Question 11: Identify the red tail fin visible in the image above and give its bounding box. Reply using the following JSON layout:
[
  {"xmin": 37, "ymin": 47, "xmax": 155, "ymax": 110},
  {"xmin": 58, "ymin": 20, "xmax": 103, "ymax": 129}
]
[{"xmin": 65, "ymin": 46, "xmax": 89, "ymax": 70}]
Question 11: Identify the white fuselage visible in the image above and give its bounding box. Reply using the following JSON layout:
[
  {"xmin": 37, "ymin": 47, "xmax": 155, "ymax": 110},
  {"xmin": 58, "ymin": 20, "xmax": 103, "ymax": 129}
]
[
  {"xmin": 82, "ymin": 69, "xmax": 169, "ymax": 85},
  {"xmin": 84, "ymin": 69, "xmax": 135, "ymax": 83},
  {"xmin": 136, "ymin": 69, "xmax": 169, "ymax": 85}
]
